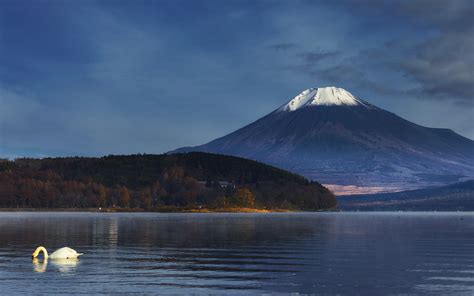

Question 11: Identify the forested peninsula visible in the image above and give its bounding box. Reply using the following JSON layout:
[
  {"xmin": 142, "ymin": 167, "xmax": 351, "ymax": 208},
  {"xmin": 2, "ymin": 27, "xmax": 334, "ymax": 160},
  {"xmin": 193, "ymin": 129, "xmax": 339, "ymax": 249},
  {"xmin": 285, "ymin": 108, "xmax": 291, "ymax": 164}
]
[{"xmin": 0, "ymin": 152, "xmax": 336, "ymax": 211}]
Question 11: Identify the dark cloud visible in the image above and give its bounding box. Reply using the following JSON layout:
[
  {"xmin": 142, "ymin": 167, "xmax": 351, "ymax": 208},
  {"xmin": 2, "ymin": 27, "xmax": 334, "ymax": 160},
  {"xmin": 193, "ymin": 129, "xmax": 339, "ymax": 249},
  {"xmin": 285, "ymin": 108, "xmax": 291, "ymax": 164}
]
[
  {"xmin": 283, "ymin": 50, "xmax": 340, "ymax": 76},
  {"xmin": 355, "ymin": 0, "xmax": 472, "ymax": 104},
  {"xmin": 399, "ymin": 0, "xmax": 473, "ymax": 31},
  {"xmin": 395, "ymin": 1, "xmax": 474, "ymax": 105},
  {"xmin": 270, "ymin": 43, "xmax": 298, "ymax": 51},
  {"xmin": 298, "ymin": 50, "xmax": 339, "ymax": 64},
  {"xmin": 279, "ymin": 0, "xmax": 473, "ymax": 105},
  {"xmin": 400, "ymin": 32, "xmax": 474, "ymax": 104}
]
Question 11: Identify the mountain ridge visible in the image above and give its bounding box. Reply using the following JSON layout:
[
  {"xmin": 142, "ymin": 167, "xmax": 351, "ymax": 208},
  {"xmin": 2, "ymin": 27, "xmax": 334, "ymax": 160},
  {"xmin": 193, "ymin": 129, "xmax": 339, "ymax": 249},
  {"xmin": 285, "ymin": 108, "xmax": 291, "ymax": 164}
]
[
  {"xmin": 337, "ymin": 180, "xmax": 474, "ymax": 211},
  {"xmin": 171, "ymin": 87, "xmax": 474, "ymax": 194}
]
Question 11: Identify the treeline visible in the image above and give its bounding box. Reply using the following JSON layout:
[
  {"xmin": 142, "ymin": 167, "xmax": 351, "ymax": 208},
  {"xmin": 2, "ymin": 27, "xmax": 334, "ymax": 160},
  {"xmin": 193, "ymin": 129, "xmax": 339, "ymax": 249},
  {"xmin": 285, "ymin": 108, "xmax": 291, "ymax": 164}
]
[{"xmin": 0, "ymin": 152, "xmax": 336, "ymax": 210}]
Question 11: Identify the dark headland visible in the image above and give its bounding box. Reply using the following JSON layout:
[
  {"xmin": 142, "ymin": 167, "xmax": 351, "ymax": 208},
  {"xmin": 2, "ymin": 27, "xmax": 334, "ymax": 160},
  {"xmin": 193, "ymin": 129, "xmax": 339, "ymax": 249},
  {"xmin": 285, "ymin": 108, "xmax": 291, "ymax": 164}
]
[{"xmin": 0, "ymin": 152, "xmax": 336, "ymax": 212}]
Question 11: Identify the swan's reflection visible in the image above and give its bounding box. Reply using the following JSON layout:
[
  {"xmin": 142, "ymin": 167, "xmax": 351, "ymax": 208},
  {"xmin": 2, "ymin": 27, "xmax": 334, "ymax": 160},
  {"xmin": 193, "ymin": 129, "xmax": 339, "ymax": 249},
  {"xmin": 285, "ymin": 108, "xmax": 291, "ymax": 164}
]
[
  {"xmin": 32, "ymin": 258, "xmax": 79, "ymax": 273},
  {"xmin": 32, "ymin": 258, "xmax": 47, "ymax": 273}
]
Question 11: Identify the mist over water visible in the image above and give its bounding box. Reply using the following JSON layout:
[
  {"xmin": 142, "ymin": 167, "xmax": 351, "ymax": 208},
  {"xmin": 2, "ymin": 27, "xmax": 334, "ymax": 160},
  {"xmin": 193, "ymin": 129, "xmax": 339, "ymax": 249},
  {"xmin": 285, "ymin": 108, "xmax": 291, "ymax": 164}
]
[{"xmin": 0, "ymin": 212, "xmax": 473, "ymax": 295}]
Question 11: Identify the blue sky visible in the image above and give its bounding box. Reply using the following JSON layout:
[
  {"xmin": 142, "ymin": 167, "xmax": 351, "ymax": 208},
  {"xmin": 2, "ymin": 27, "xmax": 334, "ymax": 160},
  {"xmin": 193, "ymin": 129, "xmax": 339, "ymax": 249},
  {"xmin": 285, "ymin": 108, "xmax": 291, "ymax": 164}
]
[{"xmin": 1, "ymin": 0, "xmax": 473, "ymax": 158}]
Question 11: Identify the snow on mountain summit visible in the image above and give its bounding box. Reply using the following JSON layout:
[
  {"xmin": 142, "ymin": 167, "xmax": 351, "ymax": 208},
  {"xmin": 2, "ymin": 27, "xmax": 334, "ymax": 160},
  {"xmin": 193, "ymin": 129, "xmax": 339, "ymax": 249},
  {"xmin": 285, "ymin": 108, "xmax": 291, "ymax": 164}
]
[{"xmin": 279, "ymin": 87, "xmax": 366, "ymax": 112}]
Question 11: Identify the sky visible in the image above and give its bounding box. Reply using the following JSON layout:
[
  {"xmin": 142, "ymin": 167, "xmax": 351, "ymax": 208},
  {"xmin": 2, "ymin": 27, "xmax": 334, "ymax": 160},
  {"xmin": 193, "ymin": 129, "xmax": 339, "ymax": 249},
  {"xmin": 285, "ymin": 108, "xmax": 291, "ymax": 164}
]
[{"xmin": 1, "ymin": 0, "xmax": 473, "ymax": 158}]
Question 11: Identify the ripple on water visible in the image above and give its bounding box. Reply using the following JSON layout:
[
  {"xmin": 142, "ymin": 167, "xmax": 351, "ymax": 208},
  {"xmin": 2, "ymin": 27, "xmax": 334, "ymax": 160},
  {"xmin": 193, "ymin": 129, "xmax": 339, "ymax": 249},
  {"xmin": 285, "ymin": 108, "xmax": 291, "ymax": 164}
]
[{"xmin": 0, "ymin": 212, "xmax": 473, "ymax": 295}]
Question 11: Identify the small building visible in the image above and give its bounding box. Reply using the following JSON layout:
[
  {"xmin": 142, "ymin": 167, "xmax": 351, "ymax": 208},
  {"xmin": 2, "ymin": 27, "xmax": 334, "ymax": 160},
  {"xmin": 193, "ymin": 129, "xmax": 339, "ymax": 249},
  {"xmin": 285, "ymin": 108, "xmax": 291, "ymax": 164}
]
[{"xmin": 198, "ymin": 180, "xmax": 236, "ymax": 189}]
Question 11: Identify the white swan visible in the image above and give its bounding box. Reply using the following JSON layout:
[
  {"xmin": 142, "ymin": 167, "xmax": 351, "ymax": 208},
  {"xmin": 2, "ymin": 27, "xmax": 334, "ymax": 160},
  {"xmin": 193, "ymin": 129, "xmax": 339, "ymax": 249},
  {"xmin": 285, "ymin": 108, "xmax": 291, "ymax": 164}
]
[{"xmin": 32, "ymin": 246, "xmax": 83, "ymax": 259}]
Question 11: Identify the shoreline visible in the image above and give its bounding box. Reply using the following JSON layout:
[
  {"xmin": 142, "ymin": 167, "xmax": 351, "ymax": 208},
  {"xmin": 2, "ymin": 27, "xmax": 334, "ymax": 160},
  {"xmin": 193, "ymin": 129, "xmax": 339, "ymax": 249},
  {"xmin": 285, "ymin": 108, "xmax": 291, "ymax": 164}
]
[
  {"xmin": 0, "ymin": 207, "xmax": 299, "ymax": 213},
  {"xmin": 0, "ymin": 208, "xmax": 471, "ymax": 213}
]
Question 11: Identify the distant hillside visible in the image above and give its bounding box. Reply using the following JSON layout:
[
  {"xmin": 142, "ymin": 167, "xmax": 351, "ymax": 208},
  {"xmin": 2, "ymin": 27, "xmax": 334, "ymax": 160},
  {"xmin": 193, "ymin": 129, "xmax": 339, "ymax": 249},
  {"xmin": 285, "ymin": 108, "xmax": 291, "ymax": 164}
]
[
  {"xmin": 0, "ymin": 152, "xmax": 336, "ymax": 211},
  {"xmin": 337, "ymin": 181, "xmax": 474, "ymax": 211}
]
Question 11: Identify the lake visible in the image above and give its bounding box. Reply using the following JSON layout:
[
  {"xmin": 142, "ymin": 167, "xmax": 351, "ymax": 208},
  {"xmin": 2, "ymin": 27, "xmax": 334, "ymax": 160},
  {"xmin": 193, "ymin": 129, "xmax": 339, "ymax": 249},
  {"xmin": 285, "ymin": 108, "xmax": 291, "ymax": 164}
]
[{"xmin": 0, "ymin": 212, "xmax": 473, "ymax": 295}]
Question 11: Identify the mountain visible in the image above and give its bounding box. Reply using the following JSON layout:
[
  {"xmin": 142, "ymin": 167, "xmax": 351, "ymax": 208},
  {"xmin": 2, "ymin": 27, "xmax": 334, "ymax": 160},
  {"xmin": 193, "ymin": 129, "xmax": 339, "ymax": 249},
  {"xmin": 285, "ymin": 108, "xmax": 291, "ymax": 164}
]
[
  {"xmin": 171, "ymin": 87, "xmax": 474, "ymax": 194},
  {"xmin": 337, "ymin": 180, "xmax": 474, "ymax": 211}
]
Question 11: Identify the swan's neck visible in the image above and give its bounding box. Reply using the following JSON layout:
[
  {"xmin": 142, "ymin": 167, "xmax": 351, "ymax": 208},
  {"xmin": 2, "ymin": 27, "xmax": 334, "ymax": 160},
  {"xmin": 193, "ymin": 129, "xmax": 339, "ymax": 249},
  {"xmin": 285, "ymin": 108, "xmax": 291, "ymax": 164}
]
[{"xmin": 33, "ymin": 246, "xmax": 48, "ymax": 259}]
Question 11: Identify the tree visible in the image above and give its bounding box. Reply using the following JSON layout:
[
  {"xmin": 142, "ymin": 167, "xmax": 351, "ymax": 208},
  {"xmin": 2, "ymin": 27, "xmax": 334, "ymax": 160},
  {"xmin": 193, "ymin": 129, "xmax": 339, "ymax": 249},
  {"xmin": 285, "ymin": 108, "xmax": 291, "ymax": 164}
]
[
  {"xmin": 0, "ymin": 154, "xmax": 337, "ymax": 211},
  {"xmin": 119, "ymin": 186, "xmax": 130, "ymax": 208},
  {"xmin": 150, "ymin": 180, "xmax": 166, "ymax": 207},
  {"xmin": 139, "ymin": 188, "xmax": 153, "ymax": 209},
  {"xmin": 232, "ymin": 188, "xmax": 255, "ymax": 208},
  {"xmin": 97, "ymin": 184, "xmax": 108, "ymax": 207}
]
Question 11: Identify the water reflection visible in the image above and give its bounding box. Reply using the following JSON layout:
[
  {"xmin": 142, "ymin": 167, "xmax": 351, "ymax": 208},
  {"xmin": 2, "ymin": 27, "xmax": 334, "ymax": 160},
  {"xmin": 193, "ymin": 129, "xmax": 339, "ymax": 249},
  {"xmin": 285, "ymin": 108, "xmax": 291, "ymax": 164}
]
[
  {"xmin": 32, "ymin": 258, "xmax": 47, "ymax": 273},
  {"xmin": 51, "ymin": 258, "xmax": 79, "ymax": 273},
  {"xmin": 1, "ymin": 212, "xmax": 472, "ymax": 295},
  {"xmin": 108, "ymin": 217, "xmax": 119, "ymax": 248},
  {"xmin": 32, "ymin": 258, "xmax": 79, "ymax": 273}
]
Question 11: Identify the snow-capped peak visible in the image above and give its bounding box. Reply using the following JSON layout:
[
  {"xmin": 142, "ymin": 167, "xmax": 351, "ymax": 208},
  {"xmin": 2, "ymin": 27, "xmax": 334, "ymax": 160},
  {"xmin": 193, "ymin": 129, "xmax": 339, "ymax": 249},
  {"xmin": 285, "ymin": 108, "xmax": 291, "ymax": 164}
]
[{"xmin": 279, "ymin": 87, "xmax": 366, "ymax": 112}]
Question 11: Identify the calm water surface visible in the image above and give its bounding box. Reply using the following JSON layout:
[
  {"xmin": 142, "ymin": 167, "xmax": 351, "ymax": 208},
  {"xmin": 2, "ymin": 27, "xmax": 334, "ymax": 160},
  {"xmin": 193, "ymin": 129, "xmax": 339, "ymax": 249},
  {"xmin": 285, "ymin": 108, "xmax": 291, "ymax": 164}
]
[{"xmin": 0, "ymin": 212, "xmax": 473, "ymax": 295}]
